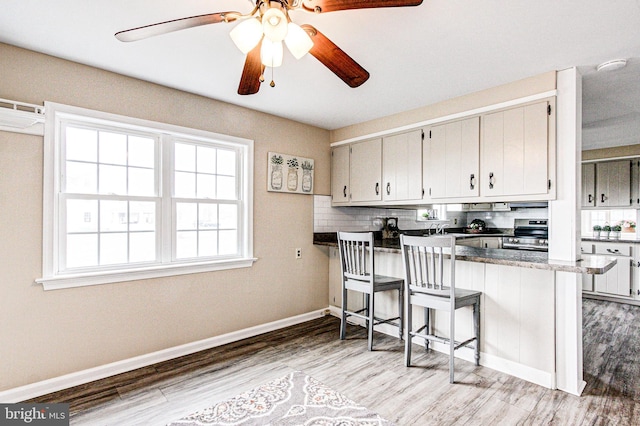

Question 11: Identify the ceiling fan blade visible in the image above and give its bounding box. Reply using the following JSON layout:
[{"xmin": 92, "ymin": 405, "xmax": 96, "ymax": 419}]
[
  {"xmin": 238, "ymin": 40, "xmax": 265, "ymax": 95},
  {"xmin": 302, "ymin": 0, "xmax": 422, "ymax": 13},
  {"xmin": 301, "ymin": 25, "xmax": 369, "ymax": 88},
  {"xmin": 115, "ymin": 12, "xmax": 240, "ymax": 42}
]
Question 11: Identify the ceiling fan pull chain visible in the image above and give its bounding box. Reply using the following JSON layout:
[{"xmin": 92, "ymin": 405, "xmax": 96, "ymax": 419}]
[{"xmin": 270, "ymin": 61, "xmax": 275, "ymax": 87}]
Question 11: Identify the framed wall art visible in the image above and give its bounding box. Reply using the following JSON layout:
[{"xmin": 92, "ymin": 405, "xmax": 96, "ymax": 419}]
[{"xmin": 268, "ymin": 152, "xmax": 314, "ymax": 194}]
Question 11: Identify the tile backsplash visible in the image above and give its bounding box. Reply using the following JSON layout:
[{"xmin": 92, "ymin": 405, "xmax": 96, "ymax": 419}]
[
  {"xmin": 313, "ymin": 195, "xmax": 548, "ymax": 233},
  {"xmin": 313, "ymin": 195, "xmax": 438, "ymax": 233}
]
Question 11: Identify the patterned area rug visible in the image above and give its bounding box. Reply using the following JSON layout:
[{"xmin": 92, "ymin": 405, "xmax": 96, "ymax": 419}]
[{"xmin": 167, "ymin": 371, "xmax": 394, "ymax": 425}]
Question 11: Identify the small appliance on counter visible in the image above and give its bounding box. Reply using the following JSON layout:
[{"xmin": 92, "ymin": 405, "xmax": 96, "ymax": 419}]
[
  {"xmin": 467, "ymin": 219, "xmax": 486, "ymax": 233},
  {"xmin": 502, "ymin": 219, "xmax": 548, "ymax": 251},
  {"xmin": 382, "ymin": 217, "xmax": 399, "ymax": 239}
]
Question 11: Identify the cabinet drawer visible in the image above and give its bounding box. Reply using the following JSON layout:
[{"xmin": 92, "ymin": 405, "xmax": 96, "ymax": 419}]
[{"xmin": 593, "ymin": 242, "xmax": 632, "ymax": 256}]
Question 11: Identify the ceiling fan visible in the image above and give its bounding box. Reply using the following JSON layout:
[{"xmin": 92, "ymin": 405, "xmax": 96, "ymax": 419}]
[{"xmin": 115, "ymin": 0, "xmax": 423, "ymax": 95}]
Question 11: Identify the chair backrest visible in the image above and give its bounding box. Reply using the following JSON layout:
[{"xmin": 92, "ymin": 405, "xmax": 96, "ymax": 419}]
[
  {"xmin": 400, "ymin": 234, "xmax": 456, "ymax": 297},
  {"xmin": 337, "ymin": 231, "xmax": 374, "ymax": 283}
]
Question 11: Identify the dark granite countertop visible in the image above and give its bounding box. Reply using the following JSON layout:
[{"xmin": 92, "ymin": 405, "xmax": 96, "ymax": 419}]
[{"xmin": 314, "ymin": 232, "xmax": 616, "ymax": 275}]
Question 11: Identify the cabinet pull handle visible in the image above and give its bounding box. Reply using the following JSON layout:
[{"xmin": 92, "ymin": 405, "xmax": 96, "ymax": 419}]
[
  {"xmin": 375, "ymin": 182, "xmax": 379, "ymax": 195},
  {"xmin": 343, "ymin": 185, "xmax": 347, "ymax": 198},
  {"xmin": 606, "ymin": 249, "xmax": 620, "ymax": 254},
  {"xmin": 470, "ymin": 174, "xmax": 475, "ymax": 190},
  {"xmin": 601, "ymin": 194, "xmax": 607, "ymax": 203},
  {"xmin": 386, "ymin": 182, "xmax": 391, "ymax": 195},
  {"xmin": 588, "ymin": 194, "xmax": 593, "ymax": 203},
  {"xmin": 489, "ymin": 172, "xmax": 494, "ymax": 189}
]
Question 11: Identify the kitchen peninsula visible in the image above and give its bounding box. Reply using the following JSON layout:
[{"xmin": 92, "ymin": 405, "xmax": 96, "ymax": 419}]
[{"xmin": 314, "ymin": 232, "xmax": 616, "ymax": 391}]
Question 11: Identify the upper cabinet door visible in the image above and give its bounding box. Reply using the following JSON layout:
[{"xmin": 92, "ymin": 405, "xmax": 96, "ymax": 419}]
[
  {"xmin": 331, "ymin": 144, "xmax": 350, "ymax": 204},
  {"xmin": 425, "ymin": 117, "xmax": 480, "ymax": 199},
  {"xmin": 482, "ymin": 101, "xmax": 550, "ymax": 197},
  {"xmin": 582, "ymin": 163, "xmax": 596, "ymax": 207},
  {"xmin": 383, "ymin": 130, "xmax": 423, "ymax": 201},
  {"xmin": 350, "ymin": 138, "xmax": 382, "ymax": 202},
  {"xmin": 595, "ymin": 160, "xmax": 631, "ymax": 207}
]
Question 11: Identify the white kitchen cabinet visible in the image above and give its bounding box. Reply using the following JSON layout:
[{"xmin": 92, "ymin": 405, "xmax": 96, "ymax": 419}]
[
  {"xmin": 457, "ymin": 237, "xmax": 502, "ymax": 249},
  {"xmin": 331, "ymin": 144, "xmax": 350, "ymax": 205},
  {"xmin": 595, "ymin": 160, "xmax": 632, "ymax": 207},
  {"xmin": 596, "ymin": 160, "xmax": 631, "ymax": 207},
  {"xmin": 350, "ymin": 138, "xmax": 382, "ymax": 202},
  {"xmin": 383, "ymin": 130, "xmax": 423, "ymax": 202},
  {"xmin": 425, "ymin": 117, "xmax": 480, "ymax": 200},
  {"xmin": 582, "ymin": 163, "xmax": 596, "ymax": 207},
  {"xmin": 460, "ymin": 202, "xmax": 510, "ymax": 212},
  {"xmin": 593, "ymin": 242, "xmax": 633, "ymax": 297},
  {"xmin": 481, "ymin": 100, "xmax": 551, "ymax": 198}
]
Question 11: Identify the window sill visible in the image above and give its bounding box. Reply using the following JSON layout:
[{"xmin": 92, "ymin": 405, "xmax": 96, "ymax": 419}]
[{"xmin": 36, "ymin": 258, "xmax": 258, "ymax": 290}]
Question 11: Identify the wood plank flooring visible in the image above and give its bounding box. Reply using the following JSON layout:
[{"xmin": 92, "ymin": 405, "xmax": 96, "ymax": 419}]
[{"xmin": 27, "ymin": 298, "xmax": 640, "ymax": 425}]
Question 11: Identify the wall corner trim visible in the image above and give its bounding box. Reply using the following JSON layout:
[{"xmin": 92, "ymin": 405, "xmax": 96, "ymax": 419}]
[{"xmin": 0, "ymin": 309, "xmax": 327, "ymax": 403}]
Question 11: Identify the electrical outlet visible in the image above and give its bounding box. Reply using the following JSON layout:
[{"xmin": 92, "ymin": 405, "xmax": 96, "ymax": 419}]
[
  {"xmin": 295, "ymin": 248, "xmax": 302, "ymax": 259},
  {"xmin": 454, "ymin": 218, "xmax": 458, "ymax": 225}
]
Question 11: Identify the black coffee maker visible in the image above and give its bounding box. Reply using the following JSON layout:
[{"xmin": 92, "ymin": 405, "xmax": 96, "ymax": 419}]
[{"xmin": 382, "ymin": 217, "xmax": 399, "ymax": 239}]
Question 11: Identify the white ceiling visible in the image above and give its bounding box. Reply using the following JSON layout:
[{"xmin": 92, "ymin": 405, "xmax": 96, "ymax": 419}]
[{"xmin": 1, "ymin": 0, "xmax": 640, "ymax": 140}]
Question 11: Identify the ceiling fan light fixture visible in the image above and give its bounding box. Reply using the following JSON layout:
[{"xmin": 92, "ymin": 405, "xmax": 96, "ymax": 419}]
[
  {"xmin": 285, "ymin": 22, "xmax": 313, "ymax": 59},
  {"xmin": 262, "ymin": 6, "xmax": 288, "ymax": 42},
  {"xmin": 229, "ymin": 17, "xmax": 263, "ymax": 54},
  {"xmin": 261, "ymin": 39, "xmax": 283, "ymax": 67}
]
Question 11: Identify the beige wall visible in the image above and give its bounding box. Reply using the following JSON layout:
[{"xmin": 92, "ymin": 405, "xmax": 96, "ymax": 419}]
[
  {"xmin": 0, "ymin": 43, "xmax": 331, "ymax": 391},
  {"xmin": 330, "ymin": 71, "xmax": 557, "ymax": 142}
]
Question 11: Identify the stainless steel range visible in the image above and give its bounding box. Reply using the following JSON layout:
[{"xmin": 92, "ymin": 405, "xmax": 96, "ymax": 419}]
[{"xmin": 502, "ymin": 219, "xmax": 548, "ymax": 251}]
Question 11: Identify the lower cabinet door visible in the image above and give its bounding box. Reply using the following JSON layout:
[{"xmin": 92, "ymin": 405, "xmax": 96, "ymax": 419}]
[{"xmin": 594, "ymin": 256, "xmax": 631, "ymax": 297}]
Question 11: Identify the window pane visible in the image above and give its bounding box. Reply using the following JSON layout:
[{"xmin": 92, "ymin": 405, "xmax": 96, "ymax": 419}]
[
  {"xmin": 199, "ymin": 204, "xmax": 218, "ymax": 229},
  {"xmin": 66, "ymin": 127, "xmax": 97, "ymax": 162},
  {"xmin": 99, "ymin": 131, "xmax": 127, "ymax": 165},
  {"xmin": 219, "ymin": 204, "xmax": 237, "ymax": 229},
  {"xmin": 66, "ymin": 161, "xmax": 97, "ymax": 193},
  {"xmin": 197, "ymin": 174, "xmax": 216, "ymax": 199},
  {"xmin": 175, "ymin": 143, "xmax": 195, "ymax": 172},
  {"xmin": 100, "ymin": 233, "xmax": 128, "ymax": 265},
  {"xmin": 130, "ymin": 232, "xmax": 156, "ymax": 262},
  {"xmin": 219, "ymin": 230, "xmax": 237, "ymax": 255},
  {"xmin": 99, "ymin": 164, "xmax": 127, "ymax": 194},
  {"xmin": 217, "ymin": 176, "xmax": 237, "ymax": 200},
  {"xmin": 217, "ymin": 150, "xmax": 236, "ymax": 176},
  {"xmin": 66, "ymin": 199, "xmax": 98, "ymax": 233},
  {"xmin": 175, "ymin": 171, "xmax": 196, "ymax": 198},
  {"xmin": 128, "ymin": 136, "xmax": 155, "ymax": 168},
  {"xmin": 176, "ymin": 203, "xmax": 197, "ymax": 230},
  {"xmin": 129, "ymin": 167, "xmax": 155, "ymax": 196},
  {"xmin": 199, "ymin": 230, "xmax": 217, "ymax": 257},
  {"xmin": 100, "ymin": 200, "xmax": 128, "ymax": 232},
  {"xmin": 197, "ymin": 146, "xmax": 216, "ymax": 174},
  {"xmin": 129, "ymin": 201, "xmax": 155, "ymax": 232},
  {"xmin": 176, "ymin": 231, "xmax": 197, "ymax": 258},
  {"xmin": 67, "ymin": 234, "xmax": 98, "ymax": 268}
]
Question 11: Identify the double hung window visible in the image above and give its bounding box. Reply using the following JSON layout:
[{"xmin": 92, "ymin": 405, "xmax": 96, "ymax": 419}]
[{"xmin": 39, "ymin": 103, "xmax": 254, "ymax": 289}]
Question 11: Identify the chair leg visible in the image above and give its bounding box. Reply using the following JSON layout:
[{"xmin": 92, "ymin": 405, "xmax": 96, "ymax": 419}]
[
  {"xmin": 340, "ymin": 286, "xmax": 347, "ymax": 340},
  {"xmin": 424, "ymin": 308, "xmax": 431, "ymax": 351},
  {"xmin": 398, "ymin": 287, "xmax": 403, "ymax": 340},
  {"xmin": 449, "ymin": 308, "xmax": 455, "ymax": 384},
  {"xmin": 405, "ymin": 296, "xmax": 412, "ymax": 367},
  {"xmin": 474, "ymin": 298, "xmax": 481, "ymax": 366},
  {"xmin": 368, "ymin": 293, "xmax": 375, "ymax": 351}
]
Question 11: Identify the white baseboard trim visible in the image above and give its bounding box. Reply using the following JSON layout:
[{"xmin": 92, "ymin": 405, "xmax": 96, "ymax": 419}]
[
  {"xmin": 328, "ymin": 305, "xmax": 555, "ymax": 389},
  {"xmin": 0, "ymin": 309, "xmax": 327, "ymax": 403}
]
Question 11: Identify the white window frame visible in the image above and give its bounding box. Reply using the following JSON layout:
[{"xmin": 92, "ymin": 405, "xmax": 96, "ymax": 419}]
[{"xmin": 37, "ymin": 102, "xmax": 255, "ymax": 290}]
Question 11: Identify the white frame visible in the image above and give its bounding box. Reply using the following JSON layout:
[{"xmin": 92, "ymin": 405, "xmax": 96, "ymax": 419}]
[{"xmin": 38, "ymin": 102, "xmax": 255, "ymax": 290}]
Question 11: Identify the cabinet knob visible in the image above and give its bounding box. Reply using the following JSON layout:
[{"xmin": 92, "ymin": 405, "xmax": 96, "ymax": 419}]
[
  {"xmin": 601, "ymin": 194, "xmax": 607, "ymax": 203},
  {"xmin": 588, "ymin": 194, "xmax": 593, "ymax": 203},
  {"xmin": 386, "ymin": 182, "xmax": 391, "ymax": 195},
  {"xmin": 489, "ymin": 172, "xmax": 495, "ymax": 189},
  {"xmin": 375, "ymin": 182, "xmax": 379, "ymax": 195},
  {"xmin": 343, "ymin": 185, "xmax": 347, "ymax": 198},
  {"xmin": 470, "ymin": 174, "xmax": 475, "ymax": 190}
]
